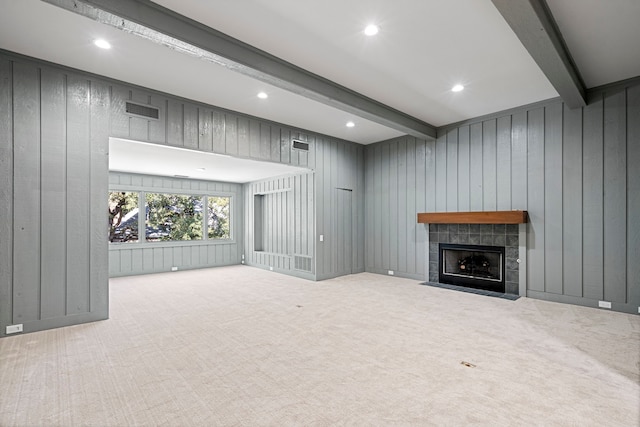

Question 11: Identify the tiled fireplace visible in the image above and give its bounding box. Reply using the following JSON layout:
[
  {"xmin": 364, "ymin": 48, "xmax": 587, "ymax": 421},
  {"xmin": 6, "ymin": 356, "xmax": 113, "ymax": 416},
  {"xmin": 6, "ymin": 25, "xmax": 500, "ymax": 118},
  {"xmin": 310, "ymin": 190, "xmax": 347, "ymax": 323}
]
[
  {"xmin": 428, "ymin": 223, "xmax": 520, "ymax": 294},
  {"xmin": 418, "ymin": 211, "xmax": 528, "ymax": 296}
]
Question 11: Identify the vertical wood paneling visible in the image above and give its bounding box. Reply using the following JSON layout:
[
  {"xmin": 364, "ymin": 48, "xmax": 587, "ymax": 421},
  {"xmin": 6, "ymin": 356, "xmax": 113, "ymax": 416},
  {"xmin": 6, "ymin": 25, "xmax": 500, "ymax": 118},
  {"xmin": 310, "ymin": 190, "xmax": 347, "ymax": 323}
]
[
  {"xmin": 143, "ymin": 248, "xmax": 153, "ymax": 271},
  {"xmin": 12, "ymin": 62, "xmax": 41, "ymax": 323},
  {"xmin": 198, "ymin": 108, "xmax": 213, "ymax": 152},
  {"xmin": 544, "ymin": 103, "xmax": 563, "ymax": 294},
  {"xmin": 66, "ymin": 75, "xmax": 91, "ymax": 315},
  {"xmin": 469, "ymin": 123, "xmax": 483, "ymax": 210},
  {"xmin": 39, "ymin": 69, "xmax": 67, "ymax": 319},
  {"xmin": 225, "ymin": 114, "xmax": 238, "ymax": 155},
  {"xmin": 582, "ymin": 95, "xmax": 605, "ymax": 300},
  {"xmin": 355, "ymin": 146, "xmax": 363, "ymax": 272},
  {"xmin": 405, "ymin": 138, "xmax": 418, "ymax": 273},
  {"xmin": 212, "ymin": 110, "xmax": 225, "ymax": 153},
  {"xmin": 270, "ymin": 127, "xmax": 281, "ymax": 162},
  {"xmin": 253, "ymin": 121, "xmax": 264, "ymax": 159},
  {"xmin": 496, "ymin": 116, "xmax": 511, "ymax": 210},
  {"xmin": 457, "ymin": 126, "xmax": 470, "ymax": 211},
  {"xmin": 414, "ymin": 139, "xmax": 426, "ymax": 275},
  {"xmin": 238, "ymin": 117, "xmax": 250, "ymax": 157},
  {"xmin": 446, "ymin": 129, "xmax": 458, "ymax": 211},
  {"xmin": 527, "ymin": 107, "xmax": 545, "ymax": 293},
  {"xmin": 0, "ymin": 58, "xmax": 13, "ymax": 330},
  {"xmin": 397, "ymin": 138, "xmax": 408, "ymax": 273},
  {"xmin": 425, "ymin": 140, "xmax": 436, "ymax": 212},
  {"xmin": 167, "ymin": 100, "xmax": 183, "ymax": 146},
  {"xmin": 373, "ymin": 144, "xmax": 382, "ymax": 270},
  {"xmin": 162, "ymin": 248, "xmax": 175, "ymax": 271},
  {"xmin": 131, "ymin": 249, "xmax": 143, "ymax": 272},
  {"xmin": 435, "ymin": 134, "xmax": 447, "ymax": 211},
  {"xmin": 511, "ymin": 111, "xmax": 528, "ymax": 209},
  {"xmin": 627, "ymin": 85, "xmax": 640, "ymax": 307},
  {"xmin": 183, "ymin": 103, "xmax": 199, "ymax": 149},
  {"xmin": 109, "ymin": 85, "xmax": 129, "ymax": 138},
  {"xmin": 153, "ymin": 247, "xmax": 164, "ymax": 270},
  {"xmin": 381, "ymin": 143, "xmax": 390, "ymax": 268},
  {"xmin": 109, "ymin": 251, "xmax": 120, "ymax": 274},
  {"xmin": 389, "ymin": 141, "xmax": 398, "ymax": 270},
  {"xmin": 603, "ymin": 90, "xmax": 627, "ymax": 303},
  {"xmin": 148, "ymin": 94, "xmax": 166, "ymax": 144},
  {"xmin": 364, "ymin": 144, "xmax": 374, "ymax": 269},
  {"xmin": 562, "ymin": 104, "xmax": 583, "ymax": 297},
  {"xmin": 280, "ymin": 129, "xmax": 291, "ymax": 164},
  {"xmin": 482, "ymin": 119, "xmax": 497, "ymax": 211}
]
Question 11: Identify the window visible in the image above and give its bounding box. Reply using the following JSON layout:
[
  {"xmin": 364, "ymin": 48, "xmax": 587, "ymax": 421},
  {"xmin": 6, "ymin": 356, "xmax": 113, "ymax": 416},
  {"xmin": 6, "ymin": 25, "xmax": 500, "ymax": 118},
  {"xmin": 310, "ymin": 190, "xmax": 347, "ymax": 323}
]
[
  {"xmin": 108, "ymin": 191, "xmax": 139, "ymax": 243},
  {"xmin": 208, "ymin": 196, "xmax": 231, "ymax": 239},
  {"xmin": 145, "ymin": 193, "xmax": 204, "ymax": 242},
  {"xmin": 108, "ymin": 190, "xmax": 231, "ymax": 244}
]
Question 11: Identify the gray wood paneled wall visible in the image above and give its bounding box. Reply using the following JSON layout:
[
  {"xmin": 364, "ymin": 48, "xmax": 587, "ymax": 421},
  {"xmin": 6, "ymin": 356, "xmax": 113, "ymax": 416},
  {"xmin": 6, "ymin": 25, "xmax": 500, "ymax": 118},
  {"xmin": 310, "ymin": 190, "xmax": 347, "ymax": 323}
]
[
  {"xmin": 365, "ymin": 137, "xmax": 428, "ymax": 279},
  {"xmin": 243, "ymin": 172, "xmax": 315, "ymax": 279},
  {"xmin": 108, "ymin": 172, "xmax": 243, "ymax": 277},
  {"xmin": 315, "ymin": 137, "xmax": 365, "ymax": 280},
  {"xmin": 0, "ymin": 56, "xmax": 110, "ymax": 337},
  {"xmin": 0, "ymin": 50, "xmax": 363, "ymax": 337},
  {"xmin": 364, "ymin": 81, "xmax": 640, "ymax": 314}
]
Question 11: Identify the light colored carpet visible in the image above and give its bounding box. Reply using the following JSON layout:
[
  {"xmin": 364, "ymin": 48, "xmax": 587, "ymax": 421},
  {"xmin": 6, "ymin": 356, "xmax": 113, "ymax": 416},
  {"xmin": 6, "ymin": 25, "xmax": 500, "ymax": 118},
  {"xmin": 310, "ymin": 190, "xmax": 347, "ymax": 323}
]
[{"xmin": 1, "ymin": 265, "xmax": 638, "ymax": 426}]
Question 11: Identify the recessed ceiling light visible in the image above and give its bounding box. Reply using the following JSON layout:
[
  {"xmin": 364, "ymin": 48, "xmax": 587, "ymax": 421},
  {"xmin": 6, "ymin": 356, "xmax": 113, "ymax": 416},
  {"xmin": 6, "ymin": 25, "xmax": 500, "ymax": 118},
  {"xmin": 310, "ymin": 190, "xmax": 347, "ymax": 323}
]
[
  {"xmin": 346, "ymin": 121, "xmax": 355, "ymax": 128},
  {"xmin": 195, "ymin": 167, "xmax": 206, "ymax": 172},
  {"xmin": 452, "ymin": 84, "xmax": 464, "ymax": 92},
  {"xmin": 257, "ymin": 92, "xmax": 268, "ymax": 99},
  {"xmin": 94, "ymin": 39, "xmax": 111, "ymax": 49},
  {"xmin": 364, "ymin": 24, "xmax": 379, "ymax": 36}
]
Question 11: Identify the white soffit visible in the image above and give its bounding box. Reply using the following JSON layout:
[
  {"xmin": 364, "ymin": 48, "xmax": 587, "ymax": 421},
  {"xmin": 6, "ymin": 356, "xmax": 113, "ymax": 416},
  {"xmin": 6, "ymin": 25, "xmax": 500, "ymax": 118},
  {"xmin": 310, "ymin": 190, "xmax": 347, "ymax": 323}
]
[{"xmin": 109, "ymin": 138, "xmax": 310, "ymax": 183}]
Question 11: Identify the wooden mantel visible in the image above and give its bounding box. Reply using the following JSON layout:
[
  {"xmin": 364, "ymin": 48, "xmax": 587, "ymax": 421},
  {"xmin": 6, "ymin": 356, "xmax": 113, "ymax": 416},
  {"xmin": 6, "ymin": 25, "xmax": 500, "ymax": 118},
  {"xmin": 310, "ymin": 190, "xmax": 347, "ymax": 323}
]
[{"xmin": 417, "ymin": 210, "xmax": 528, "ymax": 224}]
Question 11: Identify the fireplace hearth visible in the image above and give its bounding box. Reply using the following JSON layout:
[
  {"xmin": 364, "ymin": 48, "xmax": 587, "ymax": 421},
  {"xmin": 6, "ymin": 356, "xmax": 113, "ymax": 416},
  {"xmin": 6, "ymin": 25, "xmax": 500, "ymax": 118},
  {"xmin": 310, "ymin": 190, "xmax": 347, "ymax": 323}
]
[{"xmin": 439, "ymin": 243, "xmax": 505, "ymax": 293}]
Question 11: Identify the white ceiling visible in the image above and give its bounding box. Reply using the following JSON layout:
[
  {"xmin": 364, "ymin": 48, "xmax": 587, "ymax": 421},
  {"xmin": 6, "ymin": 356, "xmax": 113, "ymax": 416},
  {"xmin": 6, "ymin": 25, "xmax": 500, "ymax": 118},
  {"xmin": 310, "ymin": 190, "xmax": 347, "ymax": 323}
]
[
  {"xmin": 1, "ymin": 0, "xmax": 638, "ymax": 143},
  {"xmin": 109, "ymin": 138, "xmax": 310, "ymax": 183},
  {"xmin": 1, "ymin": 0, "xmax": 639, "ymax": 179},
  {"xmin": 545, "ymin": 0, "xmax": 640, "ymax": 88}
]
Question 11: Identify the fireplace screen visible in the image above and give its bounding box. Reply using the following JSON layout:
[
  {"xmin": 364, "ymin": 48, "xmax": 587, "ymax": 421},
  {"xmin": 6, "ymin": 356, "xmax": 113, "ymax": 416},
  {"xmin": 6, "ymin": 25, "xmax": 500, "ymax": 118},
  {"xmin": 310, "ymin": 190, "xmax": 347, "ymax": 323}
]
[{"xmin": 439, "ymin": 243, "xmax": 505, "ymax": 292}]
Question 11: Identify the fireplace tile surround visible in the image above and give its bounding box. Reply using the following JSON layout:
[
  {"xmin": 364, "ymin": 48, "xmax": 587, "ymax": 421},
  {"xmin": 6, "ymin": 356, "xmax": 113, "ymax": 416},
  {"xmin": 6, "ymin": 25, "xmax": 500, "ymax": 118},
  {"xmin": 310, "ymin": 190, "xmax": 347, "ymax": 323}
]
[{"xmin": 428, "ymin": 223, "xmax": 520, "ymax": 295}]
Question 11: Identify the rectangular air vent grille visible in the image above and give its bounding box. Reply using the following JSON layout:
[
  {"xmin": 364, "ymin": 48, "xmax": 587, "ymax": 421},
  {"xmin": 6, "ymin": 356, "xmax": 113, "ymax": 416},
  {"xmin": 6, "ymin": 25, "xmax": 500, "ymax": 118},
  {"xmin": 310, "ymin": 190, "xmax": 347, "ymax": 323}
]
[
  {"xmin": 294, "ymin": 255, "xmax": 312, "ymax": 272},
  {"xmin": 292, "ymin": 139, "xmax": 310, "ymax": 151},
  {"xmin": 125, "ymin": 101, "xmax": 160, "ymax": 120}
]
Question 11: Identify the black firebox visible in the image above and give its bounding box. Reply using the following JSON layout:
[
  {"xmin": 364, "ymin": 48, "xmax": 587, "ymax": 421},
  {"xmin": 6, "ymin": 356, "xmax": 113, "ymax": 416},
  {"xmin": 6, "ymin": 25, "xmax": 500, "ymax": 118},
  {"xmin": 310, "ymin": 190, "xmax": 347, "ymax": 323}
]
[{"xmin": 438, "ymin": 243, "xmax": 506, "ymax": 293}]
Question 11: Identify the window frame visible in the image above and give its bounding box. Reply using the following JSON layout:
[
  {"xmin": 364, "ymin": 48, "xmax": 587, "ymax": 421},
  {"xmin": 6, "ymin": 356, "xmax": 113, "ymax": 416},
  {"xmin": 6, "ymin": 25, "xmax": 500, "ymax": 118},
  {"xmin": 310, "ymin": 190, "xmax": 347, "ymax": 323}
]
[{"xmin": 108, "ymin": 188, "xmax": 234, "ymax": 247}]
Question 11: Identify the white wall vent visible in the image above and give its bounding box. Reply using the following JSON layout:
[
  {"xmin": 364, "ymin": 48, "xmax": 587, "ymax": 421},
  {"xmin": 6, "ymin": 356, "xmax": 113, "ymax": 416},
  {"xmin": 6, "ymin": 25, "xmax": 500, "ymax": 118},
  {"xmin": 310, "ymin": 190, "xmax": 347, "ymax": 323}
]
[
  {"xmin": 125, "ymin": 101, "xmax": 160, "ymax": 120},
  {"xmin": 292, "ymin": 139, "xmax": 310, "ymax": 151}
]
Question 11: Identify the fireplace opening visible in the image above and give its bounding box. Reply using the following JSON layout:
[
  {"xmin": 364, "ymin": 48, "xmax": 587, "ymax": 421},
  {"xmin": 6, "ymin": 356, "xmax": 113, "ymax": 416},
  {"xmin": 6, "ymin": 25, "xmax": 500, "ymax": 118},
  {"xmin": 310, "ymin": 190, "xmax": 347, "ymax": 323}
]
[{"xmin": 438, "ymin": 243, "xmax": 505, "ymax": 293}]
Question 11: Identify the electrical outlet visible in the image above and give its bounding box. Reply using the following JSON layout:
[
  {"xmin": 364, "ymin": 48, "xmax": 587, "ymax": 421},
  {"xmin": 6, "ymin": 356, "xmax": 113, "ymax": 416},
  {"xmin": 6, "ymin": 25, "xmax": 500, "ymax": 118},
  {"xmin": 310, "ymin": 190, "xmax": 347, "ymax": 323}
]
[
  {"xmin": 388, "ymin": 270, "xmax": 394, "ymax": 276},
  {"xmin": 171, "ymin": 266, "xmax": 178, "ymax": 271},
  {"xmin": 269, "ymin": 266, "xmax": 273, "ymax": 271},
  {"xmin": 6, "ymin": 324, "xmax": 23, "ymax": 334},
  {"xmin": 319, "ymin": 234, "xmax": 324, "ymax": 242},
  {"xmin": 598, "ymin": 300, "xmax": 611, "ymax": 309}
]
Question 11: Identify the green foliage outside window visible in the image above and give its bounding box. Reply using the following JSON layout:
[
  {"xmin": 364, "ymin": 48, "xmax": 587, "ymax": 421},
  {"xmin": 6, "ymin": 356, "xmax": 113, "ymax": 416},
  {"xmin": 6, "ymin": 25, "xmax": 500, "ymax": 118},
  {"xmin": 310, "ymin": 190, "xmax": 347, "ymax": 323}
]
[
  {"xmin": 145, "ymin": 193, "xmax": 203, "ymax": 241},
  {"xmin": 108, "ymin": 192, "xmax": 139, "ymax": 243},
  {"xmin": 208, "ymin": 196, "xmax": 231, "ymax": 239},
  {"xmin": 109, "ymin": 191, "xmax": 231, "ymax": 243}
]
